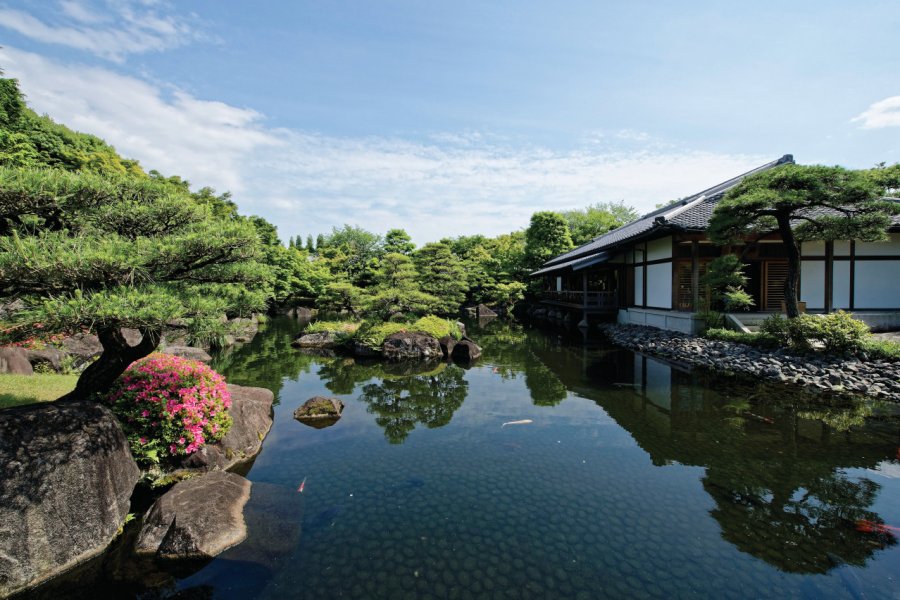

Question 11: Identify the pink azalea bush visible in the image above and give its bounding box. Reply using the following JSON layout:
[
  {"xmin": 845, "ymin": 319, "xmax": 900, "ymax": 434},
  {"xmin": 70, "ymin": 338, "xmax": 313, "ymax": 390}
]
[{"xmin": 108, "ymin": 353, "xmax": 232, "ymax": 464}]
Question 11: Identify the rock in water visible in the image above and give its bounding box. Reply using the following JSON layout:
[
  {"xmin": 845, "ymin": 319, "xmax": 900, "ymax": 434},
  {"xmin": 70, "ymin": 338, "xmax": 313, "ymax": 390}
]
[
  {"xmin": 0, "ymin": 347, "xmax": 33, "ymax": 375},
  {"xmin": 0, "ymin": 401, "xmax": 140, "ymax": 597},
  {"xmin": 291, "ymin": 331, "xmax": 340, "ymax": 349},
  {"xmin": 135, "ymin": 471, "xmax": 251, "ymax": 560},
  {"xmin": 438, "ymin": 336, "xmax": 457, "ymax": 359},
  {"xmin": 382, "ymin": 332, "xmax": 442, "ymax": 361},
  {"xmin": 182, "ymin": 385, "xmax": 274, "ymax": 471},
  {"xmin": 294, "ymin": 396, "xmax": 344, "ymax": 428},
  {"xmin": 452, "ymin": 339, "xmax": 482, "ymax": 362}
]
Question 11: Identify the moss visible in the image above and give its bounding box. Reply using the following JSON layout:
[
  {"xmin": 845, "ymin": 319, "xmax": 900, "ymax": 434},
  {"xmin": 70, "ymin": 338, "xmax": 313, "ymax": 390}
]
[
  {"xmin": 304, "ymin": 320, "xmax": 361, "ymax": 334},
  {"xmin": 354, "ymin": 315, "xmax": 461, "ymax": 350}
]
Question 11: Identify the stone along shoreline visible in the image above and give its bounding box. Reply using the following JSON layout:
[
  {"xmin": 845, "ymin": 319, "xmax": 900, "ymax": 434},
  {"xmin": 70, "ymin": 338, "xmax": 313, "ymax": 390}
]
[{"xmin": 598, "ymin": 324, "xmax": 900, "ymax": 402}]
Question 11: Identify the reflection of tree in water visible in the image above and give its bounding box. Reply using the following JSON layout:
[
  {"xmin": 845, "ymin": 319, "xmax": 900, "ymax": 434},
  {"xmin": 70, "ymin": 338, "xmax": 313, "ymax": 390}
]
[
  {"xmin": 358, "ymin": 364, "xmax": 468, "ymax": 444},
  {"xmin": 468, "ymin": 318, "xmax": 567, "ymax": 406},
  {"xmin": 704, "ymin": 465, "xmax": 896, "ymax": 573},
  {"xmin": 211, "ymin": 316, "xmax": 316, "ymax": 403}
]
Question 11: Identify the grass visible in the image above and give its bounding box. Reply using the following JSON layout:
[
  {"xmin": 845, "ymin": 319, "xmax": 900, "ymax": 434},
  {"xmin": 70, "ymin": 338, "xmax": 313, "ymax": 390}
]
[
  {"xmin": 0, "ymin": 373, "xmax": 78, "ymax": 409},
  {"xmin": 304, "ymin": 320, "xmax": 361, "ymax": 334}
]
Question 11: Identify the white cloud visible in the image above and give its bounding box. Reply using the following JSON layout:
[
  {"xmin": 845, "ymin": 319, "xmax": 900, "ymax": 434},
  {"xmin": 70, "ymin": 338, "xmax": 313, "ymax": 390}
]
[
  {"xmin": 0, "ymin": 1, "xmax": 200, "ymax": 62},
  {"xmin": 852, "ymin": 96, "xmax": 900, "ymax": 129},
  {"xmin": 1, "ymin": 46, "xmax": 771, "ymax": 244}
]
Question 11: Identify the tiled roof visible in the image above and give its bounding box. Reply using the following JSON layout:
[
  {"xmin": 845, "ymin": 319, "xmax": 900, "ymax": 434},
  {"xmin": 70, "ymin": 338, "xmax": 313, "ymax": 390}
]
[{"xmin": 538, "ymin": 154, "xmax": 795, "ymax": 271}]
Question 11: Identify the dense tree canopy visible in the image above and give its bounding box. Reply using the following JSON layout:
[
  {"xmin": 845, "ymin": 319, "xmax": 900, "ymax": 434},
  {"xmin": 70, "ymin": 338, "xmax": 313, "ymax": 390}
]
[
  {"xmin": 709, "ymin": 164, "xmax": 900, "ymax": 317},
  {"xmin": 561, "ymin": 201, "xmax": 639, "ymax": 245},
  {"xmin": 0, "ymin": 167, "xmax": 270, "ymax": 400},
  {"xmin": 524, "ymin": 211, "xmax": 574, "ymax": 270}
]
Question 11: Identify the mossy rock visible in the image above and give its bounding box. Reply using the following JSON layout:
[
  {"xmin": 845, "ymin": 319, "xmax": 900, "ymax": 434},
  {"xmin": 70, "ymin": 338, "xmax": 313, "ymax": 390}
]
[{"xmin": 293, "ymin": 396, "xmax": 344, "ymax": 428}]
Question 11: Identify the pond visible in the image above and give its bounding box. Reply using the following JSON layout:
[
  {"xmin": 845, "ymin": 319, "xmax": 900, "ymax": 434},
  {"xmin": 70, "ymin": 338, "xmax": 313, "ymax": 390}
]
[{"xmin": 27, "ymin": 317, "xmax": 900, "ymax": 599}]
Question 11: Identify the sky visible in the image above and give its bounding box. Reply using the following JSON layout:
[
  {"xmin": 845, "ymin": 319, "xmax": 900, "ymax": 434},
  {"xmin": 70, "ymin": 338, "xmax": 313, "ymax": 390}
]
[{"xmin": 0, "ymin": 0, "xmax": 898, "ymax": 244}]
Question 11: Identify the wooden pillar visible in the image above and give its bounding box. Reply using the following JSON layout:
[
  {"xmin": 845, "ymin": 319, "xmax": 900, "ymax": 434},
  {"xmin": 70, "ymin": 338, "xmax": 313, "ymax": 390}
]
[
  {"xmin": 578, "ymin": 271, "xmax": 589, "ymax": 328},
  {"xmin": 691, "ymin": 240, "xmax": 700, "ymax": 311},
  {"xmin": 824, "ymin": 241, "xmax": 834, "ymax": 313}
]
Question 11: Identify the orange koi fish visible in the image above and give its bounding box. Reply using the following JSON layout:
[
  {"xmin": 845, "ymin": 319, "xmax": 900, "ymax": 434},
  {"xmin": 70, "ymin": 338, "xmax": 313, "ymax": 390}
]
[
  {"xmin": 297, "ymin": 477, "xmax": 307, "ymax": 494},
  {"xmin": 855, "ymin": 519, "xmax": 900, "ymax": 534}
]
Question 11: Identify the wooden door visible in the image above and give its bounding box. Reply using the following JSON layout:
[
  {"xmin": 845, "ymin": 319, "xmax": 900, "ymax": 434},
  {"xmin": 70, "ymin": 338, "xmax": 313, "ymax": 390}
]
[{"xmin": 763, "ymin": 261, "xmax": 788, "ymax": 311}]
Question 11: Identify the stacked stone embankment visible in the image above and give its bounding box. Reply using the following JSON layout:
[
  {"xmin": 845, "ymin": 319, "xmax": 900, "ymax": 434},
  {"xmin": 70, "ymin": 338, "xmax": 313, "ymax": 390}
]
[{"xmin": 599, "ymin": 324, "xmax": 900, "ymax": 402}]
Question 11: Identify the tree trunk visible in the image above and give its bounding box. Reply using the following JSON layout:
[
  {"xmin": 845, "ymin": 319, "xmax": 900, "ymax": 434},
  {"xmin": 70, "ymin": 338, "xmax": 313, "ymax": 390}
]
[
  {"xmin": 60, "ymin": 326, "xmax": 161, "ymax": 403},
  {"xmin": 776, "ymin": 214, "xmax": 802, "ymax": 318}
]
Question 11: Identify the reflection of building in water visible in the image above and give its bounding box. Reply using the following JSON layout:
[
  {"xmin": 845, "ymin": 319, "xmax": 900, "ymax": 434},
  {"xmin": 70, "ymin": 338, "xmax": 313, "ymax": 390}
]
[{"xmin": 529, "ymin": 335, "xmax": 900, "ymax": 574}]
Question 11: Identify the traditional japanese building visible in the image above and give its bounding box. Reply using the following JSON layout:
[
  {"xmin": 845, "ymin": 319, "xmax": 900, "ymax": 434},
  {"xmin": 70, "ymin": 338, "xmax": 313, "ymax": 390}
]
[{"xmin": 532, "ymin": 155, "xmax": 900, "ymax": 333}]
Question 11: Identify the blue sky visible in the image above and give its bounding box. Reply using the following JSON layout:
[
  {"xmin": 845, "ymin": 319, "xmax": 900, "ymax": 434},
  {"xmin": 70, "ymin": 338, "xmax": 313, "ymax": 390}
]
[{"xmin": 0, "ymin": 0, "xmax": 898, "ymax": 243}]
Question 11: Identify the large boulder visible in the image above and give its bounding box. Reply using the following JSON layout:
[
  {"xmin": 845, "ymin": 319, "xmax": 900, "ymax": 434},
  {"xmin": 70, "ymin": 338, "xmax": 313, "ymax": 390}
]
[
  {"xmin": 229, "ymin": 316, "xmax": 259, "ymax": 344},
  {"xmin": 294, "ymin": 396, "xmax": 344, "ymax": 429},
  {"xmin": 135, "ymin": 471, "xmax": 251, "ymax": 560},
  {"xmin": 182, "ymin": 385, "xmax": 274, "ymax": 472},
  {"xmin": 25, "ymin": 348, "xmax": 66, "ymax": 373},
  {"xmin": 0, "ymin": 347, "xmax": 33, "ymax": 375},
  {"xmin": 0, "ymin": 401, "xmax": 140, "ymax": 597},
  {"xmin": 476, "ymin": 303, "xmax": 498, "ymax": 318},
  {"xmin": 161, "ymin": 345, "xmax": 212, "ymax": 363},
  {"xmin": 438, "ymin": 336, "xmax": 457, "ymax": 359},
  {"xmin": 291, "ymin": 331, "xmax": 340, "ymax": 349},
  {"xmin": 452, "ymin": 339, "xmax": 482, "ymax": 362},
  {"xmin": 382, "ymin": 332, "xmax": 442, "ymax": 361}
]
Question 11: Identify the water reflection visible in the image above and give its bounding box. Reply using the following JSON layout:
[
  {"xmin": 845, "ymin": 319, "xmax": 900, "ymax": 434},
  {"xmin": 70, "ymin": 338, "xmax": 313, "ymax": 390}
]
[{"xmin": 484, "ymin": 318, "xmax": 900, "ymax": 575}]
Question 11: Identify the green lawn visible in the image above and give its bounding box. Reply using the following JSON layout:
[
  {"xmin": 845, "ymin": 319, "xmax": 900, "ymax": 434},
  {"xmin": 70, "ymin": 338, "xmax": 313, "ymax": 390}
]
[{"xmin": 0, "ymin": 374, "xmax": 78, "ymax": 409}]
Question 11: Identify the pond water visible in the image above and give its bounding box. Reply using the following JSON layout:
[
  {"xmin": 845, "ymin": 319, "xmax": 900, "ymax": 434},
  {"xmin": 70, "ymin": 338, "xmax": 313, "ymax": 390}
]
[{"xmin": 27, "ymin": 317, "xmax": 900, "ymax": 599}]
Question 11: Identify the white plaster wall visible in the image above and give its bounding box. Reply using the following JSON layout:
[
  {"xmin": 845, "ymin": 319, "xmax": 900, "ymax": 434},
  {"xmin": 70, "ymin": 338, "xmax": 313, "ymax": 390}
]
[
  {"xmin": 646, "ymin": 263, "xmax": 672, "ymax": 309},
  {"xmin": 634, "ymin": 266, "xmax": 643, "ymax": 305},
  {"xmin": 644, "ymin": 359, "xmax": 672, "ymax": 411},
  {"xmin": 801, "ymin": 241, "xmax": 825, "ymax": 257},
  {"xmin": 834, "ymin": 241, "xmax": 851, "ymax": 256},
  {"xmin": 833, "ymin": 261, "xmax": 851, "ymax": 309},
  {"xmin": 854, "ymin": 260, "xmax": 900, "ymax": 308},
  {"xmin": 647, "ymin": 236, "xmax": 672, "ymax": 261},
  {"xmin": 856, "ymin": 233, "xmax": 900, "ymax": 256},
  {"xmin": 800, "ymin": 261, "xmax": 825, "ymax": 310}
]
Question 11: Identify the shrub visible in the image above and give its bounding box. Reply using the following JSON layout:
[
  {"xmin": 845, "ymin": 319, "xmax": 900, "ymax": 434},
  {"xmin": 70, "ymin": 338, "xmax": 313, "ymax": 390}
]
[
  {"xmin": 860, "ymin": 338, "xmax": 900, "ymax": 361},
  {"xmin": 702, "ymin": 328, "xmax": 778, "ymax": 349},
  {"xmin": 354, "ymin": 315, "xmax": 461, "ymax": 349},
  {"xmin": 722, "ymin": 287, "xmax": 755, "ymax": 312},
  {"xmin": 108, "ymin": 353, "xmax": 232, "ymax": 465},
  {"xmin": 761, "ymin": 311, "xmax": 871, "ymax": 354},
  {"xmin": 799, "ymin": 311, "xmax": 870, "ymax": 353}
]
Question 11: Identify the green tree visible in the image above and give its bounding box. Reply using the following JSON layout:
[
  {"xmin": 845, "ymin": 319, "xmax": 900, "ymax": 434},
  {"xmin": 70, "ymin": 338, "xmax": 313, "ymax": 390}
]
[
  {"xmin": 561, "ymin": 201, "xmax": 638, "ymax": 245},
  {"xmin": 317, "ymin": 281, "xmax": 367, "ymax": 316},
  {"xmin": 0, "ymin": 167, "xmax": 269, "ymax": 400},
  {"xmin": 384, "ymin": 228, "xmax": 416, "ymax": 255},
  {"xmin": 306, "ymin": 234, "xmax": 315, "ymax": 252},
  {"xmin": 364, "ymin": 252, "xmax": 438, "ymax": 319},
  {"xmin": 414, "ymin": 242, "xmax": 469, "ymax": 315},
  {"xmin": 321, "ymin": 224, "xmax": 383, "ymax": 285},
  {"xmin": 709, "ymin": 164, "xmax": 899, "ymax": 317},
  {"xmin": 524, "ymin": 211, "xmax": 574, "ymax": 270}
]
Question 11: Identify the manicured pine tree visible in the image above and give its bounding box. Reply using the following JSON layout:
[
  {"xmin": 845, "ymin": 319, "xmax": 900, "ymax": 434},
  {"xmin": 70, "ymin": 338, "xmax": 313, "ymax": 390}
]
[{"xmin": 413, "ymin": 242, "xmax": 469, "ymax": 315}]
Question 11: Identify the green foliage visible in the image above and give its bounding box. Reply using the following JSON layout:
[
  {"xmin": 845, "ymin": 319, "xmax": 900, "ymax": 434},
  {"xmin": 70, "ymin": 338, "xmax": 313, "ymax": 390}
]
[
  {"xmin": 354, "ymin": 315, "xmax": 461, "ymax": 350},
  {"xmin": 524, "ymin": 211, "xmax": 574, "ymax": 270},
  {"xmin": 319, "ymin": 224, "xmax": 383, "ymax": 284},
  {"xmin": 761, "ymin": 311, "xmax": 871, "ymax": 354},
  {"xmin": 560, "ymin": 201, "xmax": 638, "ymax": 245},
  {"xmin": 709, "ymin": 163, "xmax": 900, "ymax": 317},
  {"xmin": 413, "ymin": 242, "xmax": 468, "ymax": 315},
  {"xmin": 384, "ymin": 228, "xmax": 415, "ymax": 255},
  {"xmin": 317, "ymin": 282, "xmax": 367, "ymax": 316},
  {"xmin": 860, "ymin": 338, "xmax": 900, "ymax": 361},
  {"xmin": 723, "ymin": 287, "xmax": 755, "ymax": 312},
  {"xmin": 304, "ymin": 320, "xmax": 361, "ymax": 335}
]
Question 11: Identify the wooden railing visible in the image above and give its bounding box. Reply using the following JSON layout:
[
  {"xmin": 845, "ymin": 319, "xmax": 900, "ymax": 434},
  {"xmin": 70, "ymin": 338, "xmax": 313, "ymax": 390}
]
[{"xmin": 540, "ymin": 290, "xmax": 618, "ymax": 310}]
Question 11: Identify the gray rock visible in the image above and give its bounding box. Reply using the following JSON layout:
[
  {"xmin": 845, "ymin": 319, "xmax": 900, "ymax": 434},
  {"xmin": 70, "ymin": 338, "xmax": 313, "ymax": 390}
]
[
  {"xmin": 0, "ymin": 299, "xmax": 25, "ymax": 320},
  {"xmin": 161, "ymin": 345, "xmax": 212, "ymax": 363},
  {"xmin": 0, "ymin": 401, "xmax": 139, "ymax": 597},
  {"xmin": 352, "ymin": 341, "xmax": 382, "ymax": 358},
  {"xmin": 135, "ymin": 471, "xmax": 251, "ymax": 559},
  {"xmin": 60, "ymin": 333, "xmax": 103, "ymax": 361},
  {"xmin": 294, "ymin": 396, "xmax": 344, "ymax": 428},
  {"xmin": 476, "ymin": 304, "xmax": 498, "ymax": 318},
  {"xmin": 25, "ymin": 348, "xmax": 65, "ymax": 373},
  {"xmin": 451, "ymin": 339, "xmax": 482, "ymax": 362},
  {"xmin": 0, "ymin": 347, "xmax": 33, "ymax": 375},
  {"xmin": 181, "ymin": 385, "xmax": 274, "ymax": 471},
  {"xmin": 291, "ymin": 331, "xmax": 340, "ymax": 349},
  {"xmin": 382, "ymin": 332, "xmax": 442, "ymax": 361},
  {"xmin": 438, "ymin": 335, "xmax": 457, "ymax": 359}
]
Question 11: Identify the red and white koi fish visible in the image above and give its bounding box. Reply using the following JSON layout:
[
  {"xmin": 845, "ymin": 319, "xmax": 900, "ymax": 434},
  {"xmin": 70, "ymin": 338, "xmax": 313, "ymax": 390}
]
[
  {"xmin": 855, "ymin": 519, "xmax": 900, "ymax": 534},
  {"xmin": 501, "ymin": 419, "xmax": 533, "ymax": 428},
  {"xmin": 297, "ymin": 477, "xmax": 307, "ymax": 494}
]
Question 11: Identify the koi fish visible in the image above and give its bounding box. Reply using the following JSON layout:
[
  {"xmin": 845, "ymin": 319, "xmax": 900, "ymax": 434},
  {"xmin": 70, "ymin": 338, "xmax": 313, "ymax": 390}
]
[
  {"xmin": 501, "ymin": 419, "xmax": 533, "ymax": 428},
  {"xmin": 855, "ymin": 519, "xmax": 900, "ymax": 534},
  {"xmin": 743, "ymin": 412, "xmax": 775, "ymax": 425},
  {"xmin": 297, "ymin": 477, "xmax": 307, "ymax": 494}
]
